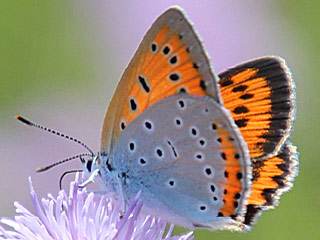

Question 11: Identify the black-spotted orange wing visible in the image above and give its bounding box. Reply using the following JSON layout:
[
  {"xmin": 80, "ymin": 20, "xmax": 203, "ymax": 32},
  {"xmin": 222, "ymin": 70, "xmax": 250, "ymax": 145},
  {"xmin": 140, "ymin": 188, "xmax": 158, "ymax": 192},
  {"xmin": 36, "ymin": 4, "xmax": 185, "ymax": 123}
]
[
  {"xmin": 219, "ymin": 56, "xmax": 296, "ymax": 160},
  {"xmin": 219, "ymin": 56, "xmax": 299, "ymax": 230},
  {"xmin": 100, "ymin": 7, "xmax": 221, "ymax": 155},
  {"xmin": 244, "ymin": 141, "xmax": 299, "ymax": 228}
]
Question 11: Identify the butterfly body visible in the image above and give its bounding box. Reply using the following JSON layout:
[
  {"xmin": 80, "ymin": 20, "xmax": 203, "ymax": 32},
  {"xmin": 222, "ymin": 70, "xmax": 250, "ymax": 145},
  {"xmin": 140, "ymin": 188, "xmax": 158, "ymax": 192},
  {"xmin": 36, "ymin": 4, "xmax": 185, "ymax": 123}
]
[{"xmin": 87, "ymin": 6, "xmax": 299, "ymax": 232}]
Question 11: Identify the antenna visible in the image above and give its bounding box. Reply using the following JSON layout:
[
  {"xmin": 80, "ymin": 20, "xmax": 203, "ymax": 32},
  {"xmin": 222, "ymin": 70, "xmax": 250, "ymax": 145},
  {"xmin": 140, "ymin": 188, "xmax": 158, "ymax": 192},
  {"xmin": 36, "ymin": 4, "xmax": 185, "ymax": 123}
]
[
  {"xmin": 16, "ymin": 115, "xmax": 94, "ymax": 156},
  {"xmin": 36, "ymin": 153, "xmax": 91, "ymax": 172}
]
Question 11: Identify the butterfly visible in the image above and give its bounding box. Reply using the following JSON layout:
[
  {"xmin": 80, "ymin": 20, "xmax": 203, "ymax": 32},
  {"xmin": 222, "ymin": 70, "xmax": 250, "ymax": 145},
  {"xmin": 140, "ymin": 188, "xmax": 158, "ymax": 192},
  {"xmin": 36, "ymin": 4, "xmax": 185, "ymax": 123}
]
[
  {"xmin": 87, "ymin": 6, "xmax": 299, "ymax": 231},
  {"xmin": 18, "ymin": 6, "xmax": 299, "ymax": 232}
]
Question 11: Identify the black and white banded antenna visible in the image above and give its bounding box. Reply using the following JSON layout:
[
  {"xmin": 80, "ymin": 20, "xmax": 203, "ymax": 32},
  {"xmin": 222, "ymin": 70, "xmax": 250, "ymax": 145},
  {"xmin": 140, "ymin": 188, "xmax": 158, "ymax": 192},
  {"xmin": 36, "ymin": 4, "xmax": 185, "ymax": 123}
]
[
  {"xmin": 16, "ymin": 115, "xmax": 95, "ymax": 173},
  {"xmin": 36, "ymin": 153, "xmax": 91, "ymax": 172},
  {"xmin": 16, "ymin": 115, "xmax": 94, "ymax": 156}
]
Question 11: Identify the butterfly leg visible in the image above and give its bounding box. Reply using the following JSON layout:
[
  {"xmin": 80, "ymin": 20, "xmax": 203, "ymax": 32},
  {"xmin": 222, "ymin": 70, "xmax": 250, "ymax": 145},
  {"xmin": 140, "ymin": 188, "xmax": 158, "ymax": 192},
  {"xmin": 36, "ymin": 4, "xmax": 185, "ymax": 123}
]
[
  {"xmin": 117, "ymin": 173, "xmax": 127, "ymax": 217},
  {"xmin": 79, "ymin": 169, "xmax": 100, "ymax": 188}
]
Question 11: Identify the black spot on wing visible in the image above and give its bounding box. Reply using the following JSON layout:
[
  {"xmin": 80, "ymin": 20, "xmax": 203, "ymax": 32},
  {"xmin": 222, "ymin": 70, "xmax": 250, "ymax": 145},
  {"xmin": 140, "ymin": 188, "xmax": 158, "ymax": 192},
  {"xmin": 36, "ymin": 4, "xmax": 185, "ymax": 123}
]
[
  {"xmin": 235, "ymin": 119, "xmax": 249, "ymax": 128},
  {"xmin": 138, "ymin": 75, "xmax": 150, "ymax": 93},
  {"xmin": 232, "ymin": 85, "xmax": 248, "ymax": 92},
  {"xmin": 233, "ymin": 106, "xmax": 249, "ymax": 114}
]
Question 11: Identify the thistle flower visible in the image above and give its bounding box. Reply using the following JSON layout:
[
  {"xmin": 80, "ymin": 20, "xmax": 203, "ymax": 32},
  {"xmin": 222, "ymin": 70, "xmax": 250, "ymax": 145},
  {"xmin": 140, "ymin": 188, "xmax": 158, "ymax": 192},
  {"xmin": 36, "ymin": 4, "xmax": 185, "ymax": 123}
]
[{"xmin": 0, "ymin": 175, "xmax": 193, "ymax": 240}]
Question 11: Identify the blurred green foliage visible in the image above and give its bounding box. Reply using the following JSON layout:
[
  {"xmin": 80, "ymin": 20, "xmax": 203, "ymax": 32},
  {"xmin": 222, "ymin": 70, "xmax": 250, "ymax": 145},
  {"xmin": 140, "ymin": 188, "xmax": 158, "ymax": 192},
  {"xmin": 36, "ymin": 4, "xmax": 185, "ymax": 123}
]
[{"xmin": 0, "ymin": 1, "xmax": 92, "ymax": 110}]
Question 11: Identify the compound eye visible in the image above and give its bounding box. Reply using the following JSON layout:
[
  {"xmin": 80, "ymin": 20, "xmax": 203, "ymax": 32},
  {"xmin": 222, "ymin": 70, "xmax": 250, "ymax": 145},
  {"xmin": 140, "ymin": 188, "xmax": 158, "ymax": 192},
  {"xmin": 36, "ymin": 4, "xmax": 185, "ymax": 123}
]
[{"xmin": 86, "ymin": 160, "xmax": 93, "ymax": 172}]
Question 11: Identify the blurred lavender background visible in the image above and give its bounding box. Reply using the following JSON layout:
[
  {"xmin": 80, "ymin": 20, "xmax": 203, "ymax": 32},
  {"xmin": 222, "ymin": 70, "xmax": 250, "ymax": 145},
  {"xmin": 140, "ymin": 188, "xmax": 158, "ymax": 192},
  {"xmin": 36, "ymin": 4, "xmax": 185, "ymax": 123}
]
[{"xmin": 1, "ymin": 1, "xmax": 318, "ymax": 239}]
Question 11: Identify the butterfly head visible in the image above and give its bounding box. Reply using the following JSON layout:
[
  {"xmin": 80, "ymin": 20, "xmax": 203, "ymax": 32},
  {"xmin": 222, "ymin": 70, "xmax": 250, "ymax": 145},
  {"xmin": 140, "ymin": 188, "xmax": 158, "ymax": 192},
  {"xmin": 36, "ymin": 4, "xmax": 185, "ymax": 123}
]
[
  {"xmin": 80, "ymin": 152, "xmax": 120, "ymax": 195},
  {"xmin": 81, "ymin": 153, "xmax": 100, "ymax": 175}
]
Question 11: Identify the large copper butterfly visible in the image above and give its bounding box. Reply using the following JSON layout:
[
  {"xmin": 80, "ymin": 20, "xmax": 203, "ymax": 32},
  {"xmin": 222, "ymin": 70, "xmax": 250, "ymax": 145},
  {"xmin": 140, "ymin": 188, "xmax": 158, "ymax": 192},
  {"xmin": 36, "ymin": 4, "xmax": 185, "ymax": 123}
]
[
  {"xmin": 91, "ymin": 7, "xmax": 298, "ymax": 231},
  {"xmin": 18, "ymin": 6, "xmax": 299, "ymax": 231}
]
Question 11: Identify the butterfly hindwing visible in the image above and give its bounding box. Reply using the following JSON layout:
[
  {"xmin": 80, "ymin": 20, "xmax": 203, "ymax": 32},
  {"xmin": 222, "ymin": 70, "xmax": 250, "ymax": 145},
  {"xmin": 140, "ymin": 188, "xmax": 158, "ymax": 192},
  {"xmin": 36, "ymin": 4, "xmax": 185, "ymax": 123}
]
[
  {"xmin": 101, "ymin": 7, "xmax": 221, "ymax": 154},
  {"xmin": 111, "ymin": 94, "xmax": 251, "ymax": 230},
  {"xmin": 219, "ymin": 56, "xmax": 296, "ymax": 160},
  {"xmin": 218, "ymin": 56, "xmax": 298, "ymax": 230},
  {"xmin": 243, "ymin": 141, "xmax": 299, "ymax": 229}
]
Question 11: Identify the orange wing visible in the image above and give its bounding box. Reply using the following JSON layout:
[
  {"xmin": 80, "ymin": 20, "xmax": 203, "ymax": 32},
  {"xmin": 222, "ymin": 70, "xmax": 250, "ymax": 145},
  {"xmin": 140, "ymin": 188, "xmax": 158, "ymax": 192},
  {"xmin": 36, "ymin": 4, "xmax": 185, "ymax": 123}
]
[
  {"xmin": 219, "ymin": 57, "xmax": 296, "ymax": 160},
  {"xmin": 100, "ymin": 7, "xmax": 221, "ymax": 154},
  {"xmin": 219, "ymin": 57, "xmax": 298, "ymax": 230},
  {"xmin": 243, "ymin": 142, "xmax": 299, "ymax": 227}
]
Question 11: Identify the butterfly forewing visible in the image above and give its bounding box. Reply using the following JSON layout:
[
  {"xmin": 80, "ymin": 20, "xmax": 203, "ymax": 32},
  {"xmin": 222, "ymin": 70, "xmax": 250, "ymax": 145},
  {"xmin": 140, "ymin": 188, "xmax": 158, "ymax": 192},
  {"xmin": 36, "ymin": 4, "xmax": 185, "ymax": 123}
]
[{"xmin": 101, "ymin": 7, "xmax": 221, "ymax": 154}]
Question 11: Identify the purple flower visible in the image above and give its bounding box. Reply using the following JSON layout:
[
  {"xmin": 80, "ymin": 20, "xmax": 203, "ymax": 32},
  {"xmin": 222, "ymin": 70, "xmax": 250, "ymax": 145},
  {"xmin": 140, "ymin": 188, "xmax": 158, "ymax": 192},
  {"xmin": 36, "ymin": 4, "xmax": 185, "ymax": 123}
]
[{"xmin": 0, "ymin": 175, "xmax": 193, "ymax": 240}]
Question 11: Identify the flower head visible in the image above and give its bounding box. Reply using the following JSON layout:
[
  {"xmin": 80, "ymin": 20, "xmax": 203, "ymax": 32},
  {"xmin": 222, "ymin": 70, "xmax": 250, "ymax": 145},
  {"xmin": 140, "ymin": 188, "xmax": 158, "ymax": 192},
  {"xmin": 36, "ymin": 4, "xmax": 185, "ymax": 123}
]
[{"xmin": 0, "ymin": 175, "xmax": 193, "ymax": 240}]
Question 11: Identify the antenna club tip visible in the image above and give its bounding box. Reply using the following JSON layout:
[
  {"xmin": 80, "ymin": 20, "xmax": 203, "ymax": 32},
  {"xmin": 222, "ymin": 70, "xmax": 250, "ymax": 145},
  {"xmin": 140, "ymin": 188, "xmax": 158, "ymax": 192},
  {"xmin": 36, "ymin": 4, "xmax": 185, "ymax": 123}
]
[
  {"xmin": 36, "ymin": 167, "xmax": 47, "ymax": 173},
  {"xmin": 15, "ymin": 115, "xmax": 33, "ymax": 126}
]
